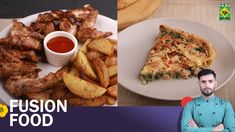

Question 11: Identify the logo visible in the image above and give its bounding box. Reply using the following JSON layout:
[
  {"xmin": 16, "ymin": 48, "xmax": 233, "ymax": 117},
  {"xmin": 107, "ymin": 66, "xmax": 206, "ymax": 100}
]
[
  {"xmin": 0, "ymin": 100, "xmax": 67, "ymax": 127},
  {"xmin": 219, "ymin": 4, "xmax": 230, "ymax": 21},
  {"xmin": 0, "ymin": 103, "xmax": 8, "ymax": 118}
]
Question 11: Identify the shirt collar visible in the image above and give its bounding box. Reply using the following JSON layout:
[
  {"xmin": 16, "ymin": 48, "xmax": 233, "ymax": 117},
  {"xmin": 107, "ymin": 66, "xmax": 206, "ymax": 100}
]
[{"xmin": 199, "ymin": 95, "xmax": 216, "ymax": 103}]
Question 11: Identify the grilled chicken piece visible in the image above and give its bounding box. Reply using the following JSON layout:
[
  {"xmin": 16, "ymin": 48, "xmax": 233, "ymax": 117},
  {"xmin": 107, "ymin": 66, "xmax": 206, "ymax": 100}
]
[
  {"xmin": 35, "ymin": 5, "xmax": 97, "ymax": 27},
  {"xmin": 37, "ymin": 10, "xmax": 67, "ymax": 22},
  {"xmin": 25, "ymin": 92, "xmax": 50, "ymax": 102},
  {"xmin": 5, "ymin": 66, "xmax": 69, "ymax": 97},
  {"xmin": 37, "ymin": 13, "xmax": 57, "ymax": 23},
  {"xmin": 0, "ymin": 47, "xmax": 40, "ymax": 78},
  {"xmin": 76, "ymin": 28, "xmax": 112, "ymax": 42},
  {"xmin": 10, "ymin": 21, "xmax": 30, "ymax": 37},
  {"xmin": 5, "ymin": 73, "xmax": 58, "ymax": 97},
  {"xmin": 30, "ymin": 5, "xmax": 109, "ymax": 42},
  {"xmin": 67, "ymin": 4, "xmax": 96, "ymax": 21},
  {"xmin": 43, "ymin": 22, "xmax": 56, "ymax": 35},
  {"xmin": 0, "ymin": 36, "xmax": 41, "ymax": 51},
  {"xmin": 68, "ymin": 8, "xmax": 90, "ymax": 20},
  {"xmin": 11, "ymin": 21, "xmax": 44, "ymax": 40},
  {"xmin": 37, "ymin": 10, "xmax": 66, "ymax": 23},
  {"xmin": 0, "ymin": 46, "xmax": 21, "ymax": 63},
  {"xmin": 29, "ymin": 21, "xmax": 55, "ymax": 35},
  {"xmin": 4, "ymin": 48, "xmax": 39, "ymax": 62},
  {"xmin": 50, "ymin": 10, "xmax": 65, "ymax": 19},
  {"xmin": 80, "ymin": 5, "xmax": 98, "ymax": 29},
  {"xmin": 59, "ymin": 19, "xmax": 77, "ymax": 35},
  {"xmin": 51, "ymin": 82, "xmax": 69, "ymax": 100},
  {"xmin": 0, "ymin": 62, "xmax": 39, "ymax": 79},
  {"xmin": 29, "ymin": 22, "xmax": 46, "ymax": 32}
]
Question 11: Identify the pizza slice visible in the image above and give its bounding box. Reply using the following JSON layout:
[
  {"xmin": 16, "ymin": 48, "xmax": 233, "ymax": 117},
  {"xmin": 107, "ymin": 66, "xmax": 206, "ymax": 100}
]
[{"xmin": 140, "ymin": 25, "xmax": 216, "ymax": 84}]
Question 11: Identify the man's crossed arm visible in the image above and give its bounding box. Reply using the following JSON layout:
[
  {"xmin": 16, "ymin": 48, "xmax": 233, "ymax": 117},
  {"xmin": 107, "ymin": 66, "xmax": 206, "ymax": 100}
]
[{"xmin": 188, "ymin": 119, "xmax": 224, "ymax": 132}]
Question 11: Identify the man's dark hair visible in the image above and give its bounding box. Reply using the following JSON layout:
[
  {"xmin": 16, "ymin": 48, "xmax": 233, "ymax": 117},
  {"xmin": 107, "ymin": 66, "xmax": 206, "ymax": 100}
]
[{"xmin": 197, "ymin": 69, "xmax": 216, "ymax": 80}]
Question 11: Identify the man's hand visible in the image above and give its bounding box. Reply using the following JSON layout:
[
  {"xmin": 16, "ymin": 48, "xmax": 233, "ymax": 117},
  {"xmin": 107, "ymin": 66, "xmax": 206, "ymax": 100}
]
[
  {"xmin": 213, "ymin": 124, "xmax": 224, "ymax": 132},
  {"xmin": 188, "ymin": 119, "xmax": 198, "ymax": 128}
]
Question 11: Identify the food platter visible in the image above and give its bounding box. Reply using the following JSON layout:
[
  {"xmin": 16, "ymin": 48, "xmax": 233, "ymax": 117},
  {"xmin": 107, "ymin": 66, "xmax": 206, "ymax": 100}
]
[{"xmin": 0, "ymin": 11, "xmax": 117, "ymax": 106}]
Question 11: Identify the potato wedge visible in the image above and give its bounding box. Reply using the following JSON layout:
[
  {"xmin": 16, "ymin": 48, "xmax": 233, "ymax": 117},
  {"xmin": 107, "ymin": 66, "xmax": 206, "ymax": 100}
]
[
  {"xmin": 63, "ymin": 72, "xmax": 106, "ymax": 99},
  {"xmin": 68, "ymin": 95, "xmax": 106, "ymax": 106},
  {"xmin": 105, "ymin": 56, "xmax": 117, "ymax": 67},
  {"xmin": 86, "ymin": 50, "xmax": 104, "ymax": 61},
  {"xmin": 105, "ymin": 95, "xmax": 116, "ymax": 105},
  {"xmin": 107, "ymin": 84, "xmax": 117, "ymax": 98},
  {"xmin": 74, "ymin": 51, "xmax": 97, "ymax": 80},
  {"xmin": 92, "ymin": 58, "xmax": 109, "ymax": 88},
  {"xmin": 80, "ymin": 39, "xmax": 92, "ymax": 53},
  {"xmin": 109, "ymin": 75, "xmax": 117, "ymax": 86},
  {"xmin": 108, "ymin": 65, "xmax": 117, "ymax": 77},
  {"xmin": 69, "ymin": 67, "xmax": 80, "ymax": 77},
  {"xmin": 80, "ymin": 71, "xmax": 100, "ymax": 85},
  {"xmin": 108, "ymin": 38, "xmax": 117, "ymax": 45},
  {"xmin": 25, "ymin": 92, "xmax": 50, "ymax": 102},
  {"xmin": 87, "ymin": 38, "xmax": 114, "ymax": 56},
  {"xmin": 108, "ymin": 38, "xmax": 117, "ymax": 52}
]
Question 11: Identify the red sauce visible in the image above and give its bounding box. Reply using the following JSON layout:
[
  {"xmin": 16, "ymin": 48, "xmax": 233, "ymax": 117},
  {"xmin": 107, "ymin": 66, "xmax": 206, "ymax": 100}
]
[{"xmin": 47, "ymin": 37, "xmax": 74, "ymax": 53}]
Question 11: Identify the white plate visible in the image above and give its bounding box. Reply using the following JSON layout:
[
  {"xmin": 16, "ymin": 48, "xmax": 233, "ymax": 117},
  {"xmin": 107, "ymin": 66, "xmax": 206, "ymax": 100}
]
[
  {"xmin": 118, "ymin": 18, "xmax": 235, "ymax": 101},
  {"xmin": 0, "ymin": 11, "xmax": 117, "ymax": 105}
]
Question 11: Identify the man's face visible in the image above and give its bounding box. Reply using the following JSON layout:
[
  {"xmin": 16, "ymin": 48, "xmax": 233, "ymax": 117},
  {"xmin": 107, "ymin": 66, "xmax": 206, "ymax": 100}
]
[{"xmin": 198, "ymin": 74, "xmax": 217, "ymax": 97}]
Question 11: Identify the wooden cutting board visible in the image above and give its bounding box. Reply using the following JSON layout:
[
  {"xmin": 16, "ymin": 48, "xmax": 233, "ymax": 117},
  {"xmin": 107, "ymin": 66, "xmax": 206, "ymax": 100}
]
[
  {"xmin": 118, "ymin": 0, "xmax": 140, "ymax": 10},
  {"xmin": 118, "ymin": 0, "xmax": 162, "ymax": 30}
]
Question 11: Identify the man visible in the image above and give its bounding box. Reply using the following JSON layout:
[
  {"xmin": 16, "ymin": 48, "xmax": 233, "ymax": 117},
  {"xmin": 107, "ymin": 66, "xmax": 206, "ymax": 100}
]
[{"xmin": 181, "ymin": 69, "xmax": 235, "ymax": 132}]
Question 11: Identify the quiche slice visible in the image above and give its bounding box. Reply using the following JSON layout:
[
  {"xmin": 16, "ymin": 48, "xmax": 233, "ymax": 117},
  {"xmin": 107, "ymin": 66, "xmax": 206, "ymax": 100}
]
[{"xmin": 140, "ymin": 25, "xmax": 216, "ymax": 84}]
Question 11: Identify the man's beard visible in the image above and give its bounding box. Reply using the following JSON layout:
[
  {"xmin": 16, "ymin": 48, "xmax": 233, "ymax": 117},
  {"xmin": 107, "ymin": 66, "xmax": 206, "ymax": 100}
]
[{"xmin": 201, "ymin": 87, "xmax": 215, "ymax": 97}]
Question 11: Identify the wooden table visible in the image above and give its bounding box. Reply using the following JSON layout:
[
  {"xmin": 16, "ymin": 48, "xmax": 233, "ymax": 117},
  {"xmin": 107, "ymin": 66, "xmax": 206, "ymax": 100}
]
[{"xmin": 118, "ymin": 0, "xmax": 235, "ymax": 108}]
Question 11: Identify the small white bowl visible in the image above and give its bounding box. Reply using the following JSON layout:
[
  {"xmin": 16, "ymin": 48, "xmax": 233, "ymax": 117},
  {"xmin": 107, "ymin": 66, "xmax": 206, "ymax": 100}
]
[{"xmin": 43, "ymin": 31, "xmax": 79, "ymax": 67}]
